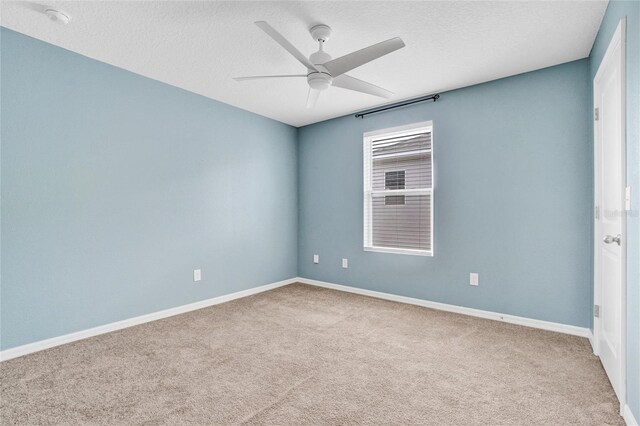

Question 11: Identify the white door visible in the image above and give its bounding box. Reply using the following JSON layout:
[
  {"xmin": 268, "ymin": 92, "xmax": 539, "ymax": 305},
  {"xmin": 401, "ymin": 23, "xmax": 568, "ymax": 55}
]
[{"xmin": 593, "ymin": 19, "xmax": 626, "ymax": 406}]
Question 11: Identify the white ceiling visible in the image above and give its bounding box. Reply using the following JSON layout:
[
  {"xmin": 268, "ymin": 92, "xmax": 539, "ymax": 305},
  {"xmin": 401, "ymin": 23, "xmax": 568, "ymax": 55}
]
[{"xmin": 1, "ymin": 1, "xmax": 607, "ymax": 127}]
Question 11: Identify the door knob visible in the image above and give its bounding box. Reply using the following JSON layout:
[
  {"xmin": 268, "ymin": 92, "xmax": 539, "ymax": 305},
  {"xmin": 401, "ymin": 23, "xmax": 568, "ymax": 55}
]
[{"xmin": 603, "ymin": 234, "xmax": 621, "ymax": 245}]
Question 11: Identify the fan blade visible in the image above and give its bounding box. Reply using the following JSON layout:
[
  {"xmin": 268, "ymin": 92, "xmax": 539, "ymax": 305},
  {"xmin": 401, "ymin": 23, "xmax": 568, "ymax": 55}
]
[
  {"xmin": 255, "ymin": 21, "xmax": 319, "ymax": 71},
  {"xmin": 323, "ymin": 37, "xmax": 405, "ymax": 77},
  {"xmin": 233, "ymin": 75, "xmax": 306, "ymax": 81},
  {"xmin": 332, "ymin": 74, "xmax": 393, "ymax": 98},
  {"xmin": 306, "ymin": 88, "xmax": 320, "ymax": 108}
]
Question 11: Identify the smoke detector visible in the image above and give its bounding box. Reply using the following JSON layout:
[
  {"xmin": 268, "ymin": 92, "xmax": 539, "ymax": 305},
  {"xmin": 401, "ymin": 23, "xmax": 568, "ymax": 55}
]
[{"xmin": 44, "ymin": 9, "xmax": 70, "ymax": 25}]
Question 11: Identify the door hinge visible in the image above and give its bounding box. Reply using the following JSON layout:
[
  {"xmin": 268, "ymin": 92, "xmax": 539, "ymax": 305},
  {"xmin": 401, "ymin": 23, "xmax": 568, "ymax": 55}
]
[
  {"xmin": 594, "ymin": 107, "xmax": 599, "ymax": 121},
  {"xmin": 595, "ymin": 205, "xmax": 600, "ymax": 219},
  {"xmin": 594, "ymin": 304, "xmax": 600, "ymax": 318}
]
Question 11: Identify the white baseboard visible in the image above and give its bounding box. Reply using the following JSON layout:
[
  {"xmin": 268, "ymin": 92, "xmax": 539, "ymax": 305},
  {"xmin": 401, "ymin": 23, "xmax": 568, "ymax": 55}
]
[
  {"xmin": 296, "ymin": 277, "xmax": 591, "ymax": 338},
  {"xmin": 0, "ymin": 276, "xmax": 596, "ymax": 362},
  {"xmin": 0, "ymin": 277, "xmax": 297, "ymax": 362},
  {"xmin": 624, "ymin": 404, "xmax": 639, "ymax": 426},
  {"xmin": 587, "ymin": 330, "xmax": 596, "ymax": 354}
]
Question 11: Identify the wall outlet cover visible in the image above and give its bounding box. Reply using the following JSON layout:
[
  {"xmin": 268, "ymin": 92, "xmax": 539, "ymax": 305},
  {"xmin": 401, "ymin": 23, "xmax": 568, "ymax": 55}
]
[
  {"xmin": 470, "ymin": 273, "xmax": 479, "ymax": 286},
  {"xmin": 193, "ymin": 269, "xmax": 202, "ymax": 282},
  {"xmin": 342, "ymin": 258, "xmax": 348, "ymax": 268},
  {"xmin": 313, "ymin": 254, "xmax": 319, "ymax": 264}
]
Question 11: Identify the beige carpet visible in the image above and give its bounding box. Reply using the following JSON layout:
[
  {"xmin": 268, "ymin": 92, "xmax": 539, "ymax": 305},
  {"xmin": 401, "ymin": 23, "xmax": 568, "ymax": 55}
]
[{"xmin": 0, "ymin": 283, "xmax": 623, "ymax": 425}]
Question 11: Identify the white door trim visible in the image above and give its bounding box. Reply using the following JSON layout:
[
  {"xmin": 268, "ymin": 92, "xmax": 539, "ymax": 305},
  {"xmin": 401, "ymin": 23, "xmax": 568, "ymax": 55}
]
[{"xmin": 593, "ymin": 17, "xmax": 627, "ymax": 412}]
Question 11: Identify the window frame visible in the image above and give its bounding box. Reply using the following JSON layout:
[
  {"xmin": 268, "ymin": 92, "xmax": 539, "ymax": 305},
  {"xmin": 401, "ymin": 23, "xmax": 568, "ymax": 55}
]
[{"xmin": 363, "ymin": 121, "xmax": 434, "ymax": 257}]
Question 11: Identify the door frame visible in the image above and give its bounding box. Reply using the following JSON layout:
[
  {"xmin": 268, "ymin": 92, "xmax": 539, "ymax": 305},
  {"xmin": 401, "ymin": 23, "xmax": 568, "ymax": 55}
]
[{"xmin": 592, "ymin": 17, "xmax": 627, "ymax": 411}]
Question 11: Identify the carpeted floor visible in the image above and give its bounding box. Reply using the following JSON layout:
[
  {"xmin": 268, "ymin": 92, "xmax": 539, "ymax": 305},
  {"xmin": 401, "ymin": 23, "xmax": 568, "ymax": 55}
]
[{"xmin": 0, "ymin": 283, "xmax": 623, "ymax": 425}]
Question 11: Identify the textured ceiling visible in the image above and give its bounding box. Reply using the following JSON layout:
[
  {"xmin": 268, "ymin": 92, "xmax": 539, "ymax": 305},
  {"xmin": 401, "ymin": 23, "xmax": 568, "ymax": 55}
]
[{"xmin": 1, "ymin": 1, "xmax": 607, "ymax": 127}]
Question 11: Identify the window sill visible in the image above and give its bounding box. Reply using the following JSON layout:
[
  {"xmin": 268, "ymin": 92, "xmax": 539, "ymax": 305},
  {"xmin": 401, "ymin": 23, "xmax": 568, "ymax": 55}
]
[{"xmin": 364, "ymin": 246, "xmax": 433, "ymax": 257}]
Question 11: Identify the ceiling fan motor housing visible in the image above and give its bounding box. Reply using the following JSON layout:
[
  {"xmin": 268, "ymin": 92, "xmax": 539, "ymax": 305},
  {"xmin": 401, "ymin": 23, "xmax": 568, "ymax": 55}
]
[
  {"xmin": 307, "ymin": 44, "xmax": 333, "ymax": 91},
  {"xmin": 309, "ymin": 50, "xmax": 332, "ymax": 65}
]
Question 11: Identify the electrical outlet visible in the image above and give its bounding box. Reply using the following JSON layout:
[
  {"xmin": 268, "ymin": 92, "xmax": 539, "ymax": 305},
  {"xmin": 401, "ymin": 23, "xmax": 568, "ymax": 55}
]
[
  {"xmin": 313, "ymin": 254, "xmax": 319, "ymax": 264},
  {"xmin": 342, "ymin": 258, "xmax": 348, "ymax": 268},
  {"xmin": 193, "ymin": 269, "xmax": 202, "ymax": 282},
  {"xmin": 469, "ymin": 273, "xmax": 478, "ymax": 286}
]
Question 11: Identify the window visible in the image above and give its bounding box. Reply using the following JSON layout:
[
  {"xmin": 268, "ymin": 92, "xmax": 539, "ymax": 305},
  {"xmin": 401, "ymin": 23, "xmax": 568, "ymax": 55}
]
[
  {"xmin": 363, "ymin": 121, "xmax": 433, "ymax": 256},
  {"xmin": 384, "ymin": 171, "xmax": 405, "ymax": 205}
]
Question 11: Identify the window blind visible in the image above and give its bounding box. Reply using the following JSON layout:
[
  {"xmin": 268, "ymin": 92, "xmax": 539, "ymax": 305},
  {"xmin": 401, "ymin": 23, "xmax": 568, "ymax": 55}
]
[{"xmin": 363, "ymin": 122, "xmax": 433, "ymax": 255}]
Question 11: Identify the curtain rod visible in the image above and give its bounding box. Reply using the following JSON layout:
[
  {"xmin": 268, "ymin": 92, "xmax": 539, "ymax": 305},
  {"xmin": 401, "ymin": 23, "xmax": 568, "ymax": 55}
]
[{"xmin": 354, "ymin": 94, "xmax": 440, "ymax": 119}]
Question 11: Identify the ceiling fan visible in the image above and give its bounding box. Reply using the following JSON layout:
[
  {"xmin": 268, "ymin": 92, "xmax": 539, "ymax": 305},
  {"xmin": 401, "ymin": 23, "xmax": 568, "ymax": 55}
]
[{"xmin": 234, "ymin": 22, "xmax": 405, "ymax": 108}]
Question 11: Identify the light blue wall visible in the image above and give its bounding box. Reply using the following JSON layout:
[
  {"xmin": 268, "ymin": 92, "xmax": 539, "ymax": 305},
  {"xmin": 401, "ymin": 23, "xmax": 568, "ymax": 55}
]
[
  {"xmin": 0, "ymin": 28, "xmax": 298, "ymax": 350},
  {"xmin": 590, "ymin": 0, "xmax": 640, "ymax": 419},
  {"xmin": 298, "ymin": 59, "xmax": 592, "ymax": 327}
]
